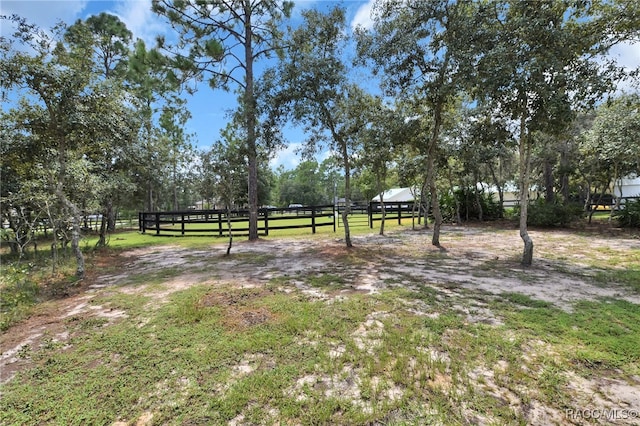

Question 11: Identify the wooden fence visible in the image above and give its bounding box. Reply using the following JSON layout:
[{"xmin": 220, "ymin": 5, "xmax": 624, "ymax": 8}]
[
  {"xmin": 368, "ymin": 201, "xmax": 417, "ymax": 228},
  {"xmin": 139, "ymin": 205, "xmax": 337, "ymax": 237}
]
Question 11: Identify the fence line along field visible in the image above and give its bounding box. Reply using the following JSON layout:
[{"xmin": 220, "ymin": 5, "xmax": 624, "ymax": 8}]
[{"xmin": 139, "ymin": 202, "xmax": 418, "ymax": 237}]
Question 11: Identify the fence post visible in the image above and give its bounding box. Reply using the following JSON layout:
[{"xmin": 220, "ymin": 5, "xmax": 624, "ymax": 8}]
[
  {"xmin": 139, "ymin": 212, "xmax": 143, "ymax": 233},
  {"xmin": 397, "ymin": 203, "xmax": 402, "ymax": 225},
  {"xmin": 312, "ymin": 208, "xmax": 316, "ymax": 234},
  {"xmin": 264, "ymin": 208, "xmax": 269, "ymax": 236},
  {"xmin": 218, "ymin": 212, "xmax": 223, "ymax": 237},
  {"xmin": 155, "ymin": 213, "xmax": 160, "ymax": 235},
  {"xmin": 412, "ymin": 202, "xmax": 416, "ymax": 228},
  {"xmin": 181, "ymin": 214, "xmax": 185, "ymax": 235},
  {"xmin": 333, "ymin": 205, "xmax": 336, "ymax": 232},
  {"xmin": 369, "ymin": 202, "xmax": 373, "ymax": 229}
]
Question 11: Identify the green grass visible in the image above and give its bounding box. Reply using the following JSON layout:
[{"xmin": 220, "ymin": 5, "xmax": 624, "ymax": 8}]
[
  {"xmin": 592, "ymin": 268, "xmax": 640, "ymax": 293},
  {"xmin": 3, "ymin": 279, "xmax": 640, "ymax": 424}
]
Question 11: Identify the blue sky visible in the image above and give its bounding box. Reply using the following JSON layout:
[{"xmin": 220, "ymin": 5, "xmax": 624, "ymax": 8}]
[
  {"xmin": 2, "ymin": 1, "xmax": 638, "ymax": 170},
  {"xmin": 1, "ymin": 0, "xmax": 380, "ymax": 170}
]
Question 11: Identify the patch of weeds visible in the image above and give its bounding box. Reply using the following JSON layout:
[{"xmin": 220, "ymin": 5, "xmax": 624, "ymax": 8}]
[
  {"xmin": 592, "ymin": 268, "xmax": 640, "ymax": 293},
  {"xmin": 306, "ymin": 272, "xmax": 345, "ymax": 290},
  {"xmin": 119, "ymin": 267, "xmax": 184, "ymax": 287},
  {"xmin": 423, "ymin": 311, "xmax": 464, "ymax": 336},
  {"xmin": 92, "ymin": 292, "xmax": 152, "ymax": 317},
  {"xmin": 76, "ymin": 317, "xmax": 110, "ymax": 330},
  {"xmin": 501, "ymin": 299, "xmax": 640, "ymax": 374},
  {"xmin": 500, "ymin": 292, "xmax": 551, "ymax": 309},
  {"xmin": 232, "ymin": 252, "xmax": 276, "ymax": 266},
  {"xmin": 536, "ymin": 364, "xmax": 568, "ymax": 402}
]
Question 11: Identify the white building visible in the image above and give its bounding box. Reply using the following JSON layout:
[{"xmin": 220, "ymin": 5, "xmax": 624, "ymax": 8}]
[
  {"xmin": 613, "ymin": 175, "xmax": 640, "ymax": 200},
  {"xmin": 371, "ymin": 187, "xmax": 417, "ymax": 202}
]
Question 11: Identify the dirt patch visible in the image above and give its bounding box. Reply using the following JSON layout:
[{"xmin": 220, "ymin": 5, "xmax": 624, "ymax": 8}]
[{"xmin": 200, "ymin": 287, "xmax": 275, "ymax": 330}]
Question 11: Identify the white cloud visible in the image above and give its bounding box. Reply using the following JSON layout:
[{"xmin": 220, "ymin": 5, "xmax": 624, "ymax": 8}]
[
  {"xmin": 0, "ymin": 0, "xmax": 88, "ymax": 28},
  {"xmin": 111, "ymin": 0, "xmax": 166, "ymax": 46},
  {"xmin": 270, "ymin": 143, "xmax": 302, "ymax": 170},
  {"xmin": 609, "ymin": 41, "xmax": 640, "ymax": 70},
  {"xmin": 604, "ymin": 41, "xmax": 640, "ymax": 94},
  {"xmin": 350, "ymin": 0, "xmax": 375, "ymax": 31}
]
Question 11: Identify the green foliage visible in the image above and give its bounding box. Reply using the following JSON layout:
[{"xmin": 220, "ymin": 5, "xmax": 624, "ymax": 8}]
[
  {"xmin": 440, "ymin": 189, "xmax": 502, "ymax": 222},
  {"xmin": 0, "ymin": 265, "xmax": 39, "ymax": 331},
  {"xmin": 614, "ymin": 198, "xmax": 640, "ymax": 228},
  {"xmin": 515, "ymin": 199, "xmax": 584, "ymax": 227}
]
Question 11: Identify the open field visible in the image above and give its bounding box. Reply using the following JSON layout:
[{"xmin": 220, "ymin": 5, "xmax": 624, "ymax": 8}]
[{"xmin": 1, "ymin": 224, "xmax": 639, "ymax": 425}]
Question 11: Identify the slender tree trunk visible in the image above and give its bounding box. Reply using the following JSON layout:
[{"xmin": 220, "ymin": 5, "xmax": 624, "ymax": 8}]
[
  {"xmin": 245, "ymin": 1, "xmax": 259, "ymax": 241},
  {"xmin": 544, "ymin": 157, "xmax": 555, "ymax": 204},
  {"xmin": 474, "ymin": 171, "xmax": 483, "ymax": 221},
  {"xmin": 376, "ymin": 173, "xmax": 386, "ymax": 235},
  {"xmin": 57, "ymin": 191, "xmax": 85, "ymax": 278},
  {"xmin": 488, "ymin": 162, "xmax": 504, "ymax": 218},
  {"xmin": 447, "ymin": 162, "xmax": 462, "ymax": 225},
  {"xmin": 379, "ymin": 192, "xmax": 386, "ymax": 236},
  {"xmin": 98, "ymin": 213, "xmax": 107, "ymax": 247},
  {"xmin": 108, "ymin": 207, "xmax": 116, "ymax": 231},
  {"xmin": 341, "ymin": 143, "xmax": 352, "ymax": 248},
  {"xmin": 428, "ymin": 163, "xmax": 442, "ymax": 246},
  {"xmin": 69, "ymin": 209, "xmax": 85, "ymax": 278},
  {"xmin": 225, "ymin": 205, "xmax": 233, "ymax": 256},
  {"xmin": 56, "ymin": 130, "xmax": 85, "ymax": 277},
  {"xmin": 427, "ymin": 107, "xmax": 443, "ymax": 247},
  {"xmin": 560, "ymin": 143, "xmax": 570, "ymax": 202},
  {"xmin": 420, "ymin": 178, "xmax": 429, "ymax": 228},
  {"xmin": 518, "ymin": 115, "xmax": 534, "ymax": 266}
]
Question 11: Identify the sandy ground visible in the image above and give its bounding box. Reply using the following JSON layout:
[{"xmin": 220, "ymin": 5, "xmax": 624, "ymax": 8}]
[{"xmin": 1, "ymin": 225, "xmax": 639, "ymax": 425}]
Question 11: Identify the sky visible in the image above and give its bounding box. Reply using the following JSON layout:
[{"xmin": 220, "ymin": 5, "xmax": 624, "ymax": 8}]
[{"xmin": 2, "ymin": 0, "xmax": 639, "ymax": 170}]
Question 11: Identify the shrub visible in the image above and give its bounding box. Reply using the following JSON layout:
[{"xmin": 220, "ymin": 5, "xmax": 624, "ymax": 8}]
[
  {"xmin": 0, "ymin": 265, "xmax": 39, "ymax": 331},
  {"xmin": 440, "ymin": 188, "xmax": 503, "ymax": 222},
  {"xmin": 521, "ymin": 199, "xmax": 584, "ymax": 227},
  {"xmin": 614, "ymin": 198, "xmax": 640, "ymax": 228}
]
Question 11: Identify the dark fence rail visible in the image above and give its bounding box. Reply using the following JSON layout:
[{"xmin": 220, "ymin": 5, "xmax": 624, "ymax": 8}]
[
  {"xmin": 587, "ymin": 196, "xmax": 638, "ymax": 211},
  {"xmin": 368, "ymin": 201, "xmax": 417, "ymax": 228},
  {"xmin": 139, "ymin": 205, "xmax": 336, "ymax": 237}
]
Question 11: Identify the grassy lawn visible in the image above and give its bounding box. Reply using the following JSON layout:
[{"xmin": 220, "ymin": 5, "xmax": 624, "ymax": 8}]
[{"xmin": 1, "ymin": 223, "xmax": 639, "ymax": 425}]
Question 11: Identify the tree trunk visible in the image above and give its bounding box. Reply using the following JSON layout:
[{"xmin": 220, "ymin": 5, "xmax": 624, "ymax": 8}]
[
  {"xmin": 447, "ymin": 162, "xmax": 462, "ymax": 225},
  {"xmin": 341, "ymin": 143, "xmax": 352, "ymax": 248},
  {"xmin": 544, "ymin": 157, "xmax": 554, "ymax": 204},
  {"xmin": 377, "ymin": 175, "xmax": 386, "ymax": 235},
  {"xmin": 427, "ymin": 109, "xmax": 443, "ymax": 247},
  {"xmin": 97, "ymin": 213, "xmax": 107, "ymax": 247},
  {"xmin": 560, "ymin": 143, "xmax": 570, "ymax": 202},
  {"xmin": 474, "ymin": 171, "xmax": 483, "ymax": 221},
  {"xmin": 225, "ymin": 205, "xmax": 233, "ymax": 256},
  {"xmin": 428, "ymin": 156, "xmax": 442, "ymax": 247},
  {"xmin": 58, "ymin": 192, "xmax": 85, "ymax": 278},
  {"xmin": 488, "ymin": 162, "xmax": 504, "ymax": 219},
  {"xmin": 379, "ymin": 192, "xmax": 386, "ymax": 236},
  {"xmin": 70, "ymin": 210, "xmax": 85, "ymax": 278},
  {"xmin": 244, "ymin": 1, "xmax": 259, "ymax": 241},
  {"xmin": 518, "ymin": 116, "xmax": 534, "ymax": 266}
]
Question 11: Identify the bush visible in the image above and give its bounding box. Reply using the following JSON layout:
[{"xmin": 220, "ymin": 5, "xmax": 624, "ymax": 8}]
[
  {"xmin": 440, "ymin": 188, "xmax": 503, "ymax": 222},
  {"xmin": 519, "ymin": 199, "xmax": 584, "ymax": 227},
  {"xmin": 0, "ymin": 264, "xmax": 39, "ymax": 331},
  {"xmin": 614, "ymin": 199, "xmax": 640, "ymax": 228}
]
